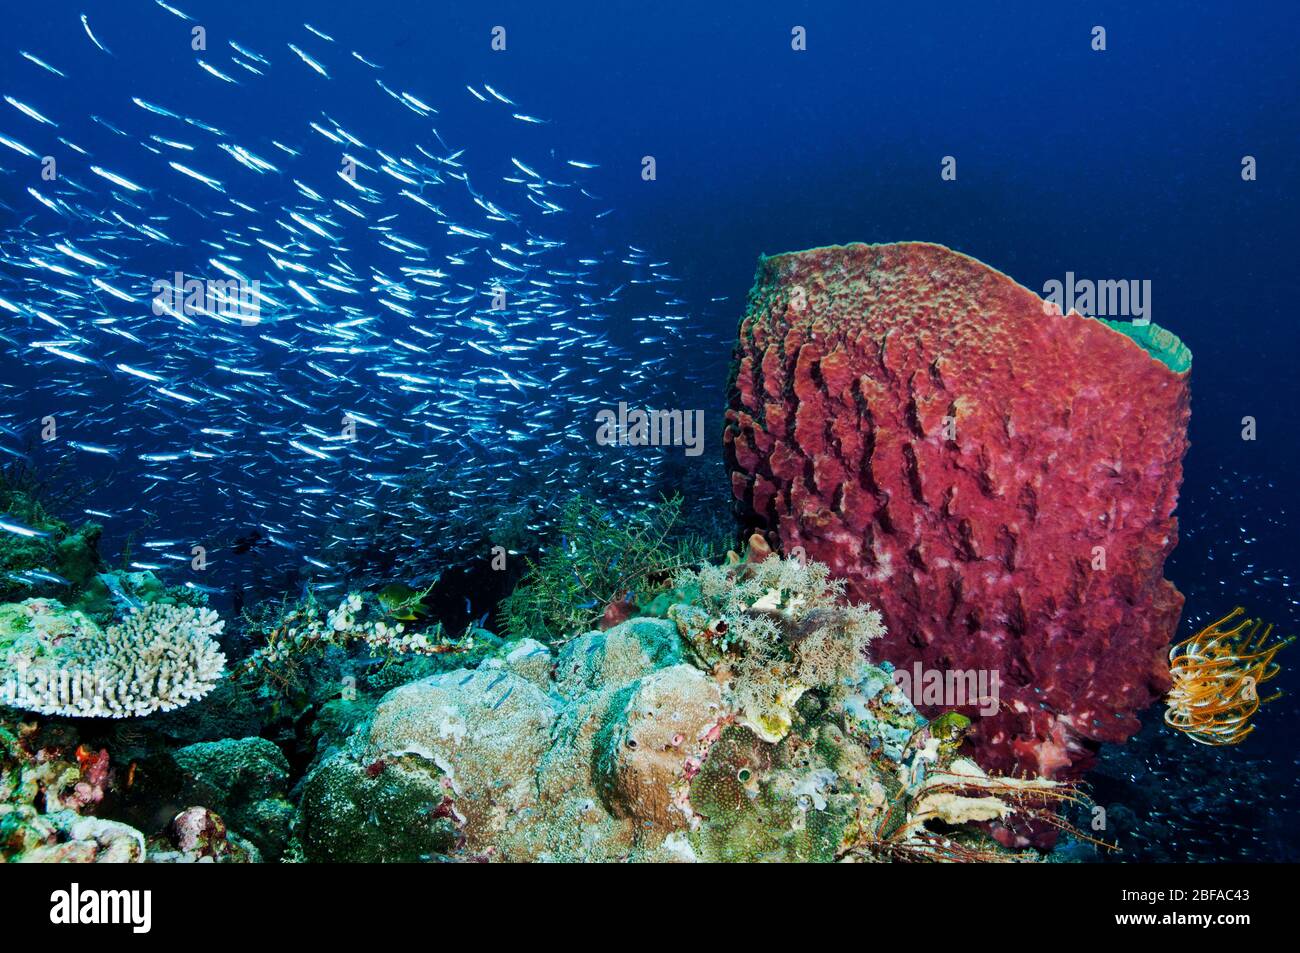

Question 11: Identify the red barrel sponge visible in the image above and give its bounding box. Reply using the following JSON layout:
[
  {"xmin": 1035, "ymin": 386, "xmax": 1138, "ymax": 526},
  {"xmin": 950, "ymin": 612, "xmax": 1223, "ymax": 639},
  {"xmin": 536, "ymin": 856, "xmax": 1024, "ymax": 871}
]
[{"xmin": 724, "ymin": 242, "xmax": 1192, "ymax": 787}]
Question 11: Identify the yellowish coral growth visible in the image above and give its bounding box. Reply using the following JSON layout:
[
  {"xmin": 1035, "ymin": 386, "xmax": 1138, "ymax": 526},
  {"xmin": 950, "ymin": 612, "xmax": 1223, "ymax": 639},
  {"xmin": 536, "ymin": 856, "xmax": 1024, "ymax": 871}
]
[{"xmin": 672, "ymin": 554, "xmax": 884, "ymax": 743}]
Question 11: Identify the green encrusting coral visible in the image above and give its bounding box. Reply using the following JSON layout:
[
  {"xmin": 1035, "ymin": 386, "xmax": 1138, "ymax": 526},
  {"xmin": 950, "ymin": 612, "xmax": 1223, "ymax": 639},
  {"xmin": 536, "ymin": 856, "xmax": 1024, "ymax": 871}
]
[
  {"xmin": 0, "ymin": 487, "xmax": 102, "ymax": 604},
  {"xmin": 72, "ymin": 569, "xmax": 209, "ymax": 622}
]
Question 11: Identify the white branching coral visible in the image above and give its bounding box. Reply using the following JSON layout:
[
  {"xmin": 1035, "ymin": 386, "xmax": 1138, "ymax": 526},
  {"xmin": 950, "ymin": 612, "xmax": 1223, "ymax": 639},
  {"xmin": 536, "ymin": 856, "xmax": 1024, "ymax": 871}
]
[
  {"xmin": 671, "ymin": 555, "xmax": 885, "ymax": 742},
  {"xmin": 0, "ymin": 603, "xmax": 226, "ymax": 718}
]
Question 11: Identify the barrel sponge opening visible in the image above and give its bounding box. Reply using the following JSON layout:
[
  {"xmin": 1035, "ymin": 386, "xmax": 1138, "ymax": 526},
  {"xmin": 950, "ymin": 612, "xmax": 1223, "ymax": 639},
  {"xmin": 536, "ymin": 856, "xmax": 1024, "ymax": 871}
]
[{"xmin": 1094, "ymin": 318, "xmax": 1191, "ymax": 374}]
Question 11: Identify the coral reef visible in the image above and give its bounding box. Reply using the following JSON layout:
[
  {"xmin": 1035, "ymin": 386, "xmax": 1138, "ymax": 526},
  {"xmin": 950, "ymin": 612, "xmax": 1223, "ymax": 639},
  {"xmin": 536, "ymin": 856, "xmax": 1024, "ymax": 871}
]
[
  {"xmin": 296, "ymin": 555, "xmax": 1078, "ymax": 862},
  {"xmin": 1, "ymin": 715, "xmax": 262, "ymax": 863},
  {"xmin": 723, "ymin": 242, "xmax": 1192, "ymax": 790},
  {"xmin": 0, "ymin": 599, "xmax": 226, "ymax": 717},
  {"xmin": 230, "ymin": 589, "xmax": 496, "ymax": 765},
  {"xmin": 1, "ymin": 716, "xmax": 140, "ymax": 862},
  {"xmin": 0, "ymin": 530, "xmax": 270, "ymax": 862},
  {"xmin": 2, "ymin": 806, "xmax": 147, "ymax": 863}
]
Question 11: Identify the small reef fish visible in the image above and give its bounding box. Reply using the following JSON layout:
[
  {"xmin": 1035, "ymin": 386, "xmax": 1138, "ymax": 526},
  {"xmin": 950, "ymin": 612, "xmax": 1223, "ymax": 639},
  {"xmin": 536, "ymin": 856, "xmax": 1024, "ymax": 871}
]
[
  {"xmin": 0, "ymin": 516, "xmax": 50, "ymax": 538},
  {"xmin": 0, "ymin": 4, "xmax": 725, "ymax": 604}
]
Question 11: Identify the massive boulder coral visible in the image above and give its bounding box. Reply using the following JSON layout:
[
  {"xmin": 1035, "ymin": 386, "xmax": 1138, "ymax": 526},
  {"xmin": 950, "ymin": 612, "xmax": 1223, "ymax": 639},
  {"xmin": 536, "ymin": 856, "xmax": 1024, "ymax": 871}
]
[
  {"xmin": 723, "ymin": 242, "xmax": 1192, "ymax": 789},
  {"xmin": 296, "ymin": 556, "xmax": 1075, "ymax": 862},
  {"xmin": 296, "ymin": 621, "xmax": 713, "ymax": 862}
]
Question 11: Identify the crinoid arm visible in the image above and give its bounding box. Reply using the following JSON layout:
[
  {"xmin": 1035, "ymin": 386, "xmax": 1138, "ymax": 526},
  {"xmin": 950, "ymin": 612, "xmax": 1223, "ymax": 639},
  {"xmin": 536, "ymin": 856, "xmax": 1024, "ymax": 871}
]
[{"xmin": 1165, "ymin": 607, "xmax": 1294, "ymax": 746}]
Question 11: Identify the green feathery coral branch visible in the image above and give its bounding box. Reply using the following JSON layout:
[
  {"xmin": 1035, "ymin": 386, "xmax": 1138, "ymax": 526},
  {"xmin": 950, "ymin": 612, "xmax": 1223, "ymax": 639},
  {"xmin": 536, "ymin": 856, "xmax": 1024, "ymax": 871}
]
[{"xmin": 499, "ymin": 494, "xmax": 733, "ymax": 641}]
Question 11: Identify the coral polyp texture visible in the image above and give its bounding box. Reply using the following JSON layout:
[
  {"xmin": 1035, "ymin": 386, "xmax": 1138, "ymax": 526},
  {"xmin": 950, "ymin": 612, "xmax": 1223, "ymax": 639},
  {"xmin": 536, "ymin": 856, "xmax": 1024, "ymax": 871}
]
[
  {"xmin": 723, "ymin": 242, "xmax": 1192, "ymax": 787},
  {"xmin": 0, "ymin": 600, "xmax": 226, "ymax": 718}
]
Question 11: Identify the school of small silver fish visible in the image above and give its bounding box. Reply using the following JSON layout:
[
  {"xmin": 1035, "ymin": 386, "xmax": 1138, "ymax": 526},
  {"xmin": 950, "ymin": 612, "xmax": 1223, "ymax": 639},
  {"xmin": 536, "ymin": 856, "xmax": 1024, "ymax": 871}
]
[{"xmin": 0, "ymin": 4, "xmax": 729, "ymax": 599}]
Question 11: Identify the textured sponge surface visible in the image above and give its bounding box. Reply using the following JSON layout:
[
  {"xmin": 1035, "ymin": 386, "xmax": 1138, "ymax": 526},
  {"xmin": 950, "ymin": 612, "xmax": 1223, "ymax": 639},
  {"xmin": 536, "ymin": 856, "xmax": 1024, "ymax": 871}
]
[{"xmin": 724, "ymin": 242, "xmax": 1192, "ymax": 780}]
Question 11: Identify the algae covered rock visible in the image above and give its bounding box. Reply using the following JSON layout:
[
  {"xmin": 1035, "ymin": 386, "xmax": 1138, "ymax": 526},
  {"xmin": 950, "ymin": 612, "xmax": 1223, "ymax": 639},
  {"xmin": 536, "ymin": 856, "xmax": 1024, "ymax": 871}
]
[
  {"xmin": 499, "ymin": 637, "xmax": 552, "ymax": 688},
  {"xmin": 685, "ymin": 723, "xmax": 845, "ymax": 862},
  {"xmin": 0, "ymin": 597, "xmax": 100, "ymax": 656},
  {"xmin": 72, "ymin": 569, "xmax": 208, "ymax": 623},
  {"xmin": 174, "ymin": 737, "xmax": 289, "ymax": 804},
  {"xmin": 296, "ymin": 748, "xmax": 460, "ymax": 863},
  {"xmin": 530, "ymin": 621, "xmax": 723, "ymax": 860},
  {"xmin": 0, "ymin": 488, "xmax": 102, "ymax": 604},
  {"xmin": 173, "ymin": 737, "xmax": 293, "ymax": 860}
]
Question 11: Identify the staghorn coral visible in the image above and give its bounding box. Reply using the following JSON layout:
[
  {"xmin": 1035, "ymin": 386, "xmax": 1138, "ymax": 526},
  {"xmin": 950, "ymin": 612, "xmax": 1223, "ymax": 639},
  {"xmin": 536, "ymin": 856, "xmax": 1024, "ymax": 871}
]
[{"xmin": 0, "ymin": 601, "xmax": 225, "ymax": 718}]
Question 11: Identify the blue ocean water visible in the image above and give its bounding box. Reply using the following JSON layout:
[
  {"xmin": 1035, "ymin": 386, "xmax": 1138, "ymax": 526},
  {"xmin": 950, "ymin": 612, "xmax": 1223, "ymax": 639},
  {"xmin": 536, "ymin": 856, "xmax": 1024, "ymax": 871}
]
[{"xmin": 1, "ymin": 1, "xmax": 1297, "ymax": 862}]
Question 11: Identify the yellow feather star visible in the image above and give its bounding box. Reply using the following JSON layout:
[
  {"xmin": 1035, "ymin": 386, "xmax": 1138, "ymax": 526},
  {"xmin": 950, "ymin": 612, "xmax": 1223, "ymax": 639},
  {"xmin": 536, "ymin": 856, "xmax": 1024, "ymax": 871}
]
[{"xmin": 1165, "ymin": 607, "xmax": 1293, "ymax": 746}]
